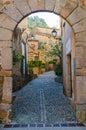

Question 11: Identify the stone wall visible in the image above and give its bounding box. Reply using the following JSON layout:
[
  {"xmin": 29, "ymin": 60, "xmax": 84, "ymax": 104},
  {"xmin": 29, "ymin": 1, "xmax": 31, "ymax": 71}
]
[
  {"xmin": 62, "ymin": 20, "xmax": 76, "ymax": 108},
  {"xmin": 31, "ymin": 26, "xmax": 61, "ymax": 37}
]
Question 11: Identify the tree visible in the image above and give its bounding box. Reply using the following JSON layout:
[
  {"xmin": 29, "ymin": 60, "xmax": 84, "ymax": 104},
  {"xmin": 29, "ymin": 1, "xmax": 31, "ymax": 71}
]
[
  {"xmin": 48, "ymin": 40, "xmax": 62, "ymax": 65},
  {"xmin": 42, "ymin": 39, "xmax": 62, "ymax": 76},
  {"xmin": 49, "ymin": 39, "xmax": 62, "ymax": 76},
  {"xmin": 27, "ymin": 16, "xmax": 48, "ymax": 29}
]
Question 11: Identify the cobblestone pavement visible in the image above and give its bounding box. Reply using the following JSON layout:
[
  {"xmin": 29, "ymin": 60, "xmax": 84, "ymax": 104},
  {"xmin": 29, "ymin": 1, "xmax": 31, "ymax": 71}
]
[{"xmin": 12, "ymin": 71, "xmax": 76, "ymax": 124}]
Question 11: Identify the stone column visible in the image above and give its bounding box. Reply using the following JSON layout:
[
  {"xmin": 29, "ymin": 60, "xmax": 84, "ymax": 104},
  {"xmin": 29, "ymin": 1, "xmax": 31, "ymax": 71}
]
[
  {"xmin": 0, "ymin": 42, "xmax": 13, "ymax": 123},
  {"xmin": 75, "ymin": 45, "xmax": 86, "ymax": 122},
  {"xmin": 67, "ymin": 6, "xmax": 86, "ymax": 122}
]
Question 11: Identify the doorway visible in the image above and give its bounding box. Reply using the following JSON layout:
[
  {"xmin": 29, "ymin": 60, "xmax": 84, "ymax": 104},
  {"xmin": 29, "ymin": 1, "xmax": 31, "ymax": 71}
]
[{"xmin": 67, "ymin": 54, "xmax": 72, "ymax": 98}]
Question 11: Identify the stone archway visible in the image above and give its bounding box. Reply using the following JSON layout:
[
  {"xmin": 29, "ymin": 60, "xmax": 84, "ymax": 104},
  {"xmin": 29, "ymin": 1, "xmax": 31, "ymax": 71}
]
[{"xmin": 0, "ymin": 0, "xmax": 86, "ymax": 123}]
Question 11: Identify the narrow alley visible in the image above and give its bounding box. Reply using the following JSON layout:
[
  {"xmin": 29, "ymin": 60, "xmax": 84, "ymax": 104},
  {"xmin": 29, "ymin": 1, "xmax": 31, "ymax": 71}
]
[{"xmin": 12, "ymin": 71, "xmax": 75, "ymax": 124}]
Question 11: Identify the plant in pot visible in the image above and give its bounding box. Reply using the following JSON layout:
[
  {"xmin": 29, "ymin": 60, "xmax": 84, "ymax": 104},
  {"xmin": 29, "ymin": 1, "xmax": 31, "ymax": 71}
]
[
  {"xmin": 28, "ymin": 60, "xmax": 34, "ymax": 74},
  {"xmin": 28, "ymin": 60, "xmax": 42, "ymax": 75},
  {"xmin": 48, "ymin": 60, "xmax": 56, "ymax": 70},
  {"xmin": 41, "ymin": 63, "xmax": 46, "ymax": 73}
]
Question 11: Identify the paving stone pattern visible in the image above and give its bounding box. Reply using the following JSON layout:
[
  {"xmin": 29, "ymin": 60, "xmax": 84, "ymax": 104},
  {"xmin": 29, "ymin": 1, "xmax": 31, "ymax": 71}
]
[{"xmin": 12, "ymin": 71, "xmax": 76, "ymax": 124}]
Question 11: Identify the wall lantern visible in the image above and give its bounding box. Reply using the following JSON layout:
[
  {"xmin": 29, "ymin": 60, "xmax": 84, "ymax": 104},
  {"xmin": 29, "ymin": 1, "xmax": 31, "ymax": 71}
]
[
  {"xmin": 30, "ymin": 34, "xmax": 35, "ymax": 40},
  {"xmin": 51, "ymin": 29, "xmax": 61, "ymax": 41},
  {"xmin": 51, "ymin": 29, "xmax": 57, "ymax": 38}
]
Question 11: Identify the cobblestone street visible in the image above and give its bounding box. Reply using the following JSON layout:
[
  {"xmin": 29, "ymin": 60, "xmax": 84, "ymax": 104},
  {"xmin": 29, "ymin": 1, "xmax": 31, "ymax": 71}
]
[{"xmin": 12, "ymin": 71, "xmax": 76, "ymax": 124}]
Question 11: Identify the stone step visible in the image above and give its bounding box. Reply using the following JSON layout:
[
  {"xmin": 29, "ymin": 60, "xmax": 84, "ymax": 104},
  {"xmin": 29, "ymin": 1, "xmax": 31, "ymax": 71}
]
[
  {"xmin": 0, "ymin": 123, "xmax": 86, "ymax": 130},
  {"xmin": 1, "ymin": 128, "xmax": 86, "ymax": 130},
  {"xmin": 2, "ymin": 123, "xmax": 85, "ymax": 128}
]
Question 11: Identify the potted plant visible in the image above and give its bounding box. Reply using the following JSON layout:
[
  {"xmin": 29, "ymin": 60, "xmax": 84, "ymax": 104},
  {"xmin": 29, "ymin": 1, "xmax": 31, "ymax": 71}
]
[
  {"xmin": 48, "ymin": 60, "xmax": 56, "ymax": 70},
  {"xmin": 28, "ymin": 60, "xmax": 34, "ymax": 74},
  {"xmin": 41, "ymin": 63, "xmax": 46, "ymax": 73},
  {"xmin": 28, "ymin": 60, "xmax": 42, "ymax": 75}
]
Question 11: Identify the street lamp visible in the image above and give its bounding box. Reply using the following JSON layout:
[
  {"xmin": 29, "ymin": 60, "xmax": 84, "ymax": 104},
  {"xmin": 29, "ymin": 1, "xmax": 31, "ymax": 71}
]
[
  {"xmin": 30, "ymin": 34, "xmax": 35, "ymax": 40},
  {"xmin": 51, "ymin": 29, "xmax": 57, "ymax": 38},
  {"xmin": 51, "ymin": 29, "xmax": 62, "ymax": 41},
  {"xmin": 51, "ymin": 28, "xmax": 62, "ymax": 75}
]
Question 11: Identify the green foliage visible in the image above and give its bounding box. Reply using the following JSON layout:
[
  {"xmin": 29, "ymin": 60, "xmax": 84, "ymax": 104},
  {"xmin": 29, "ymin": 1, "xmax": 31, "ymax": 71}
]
[
  {"xmin": 29, "ymin": 68, "xmax": 33, "ymax": 74},
  {"xmin": 48, "ymin": 60, "xmax": 56, "ymax": 64},
  {"xmin": 28, "ymin": 60, "xmax": 35, "ymax": 68},
  {"xmin": 13, "ymin": 50, "xmax": 25, "ymax": 65},
  {"xmin": 27, "ymin": 16, "xmax": 48, "ymax": 29},
  {"xmin": 28, "ymin": 60, "xmax": 46, "ymax": 69},
  {"xmin": 41, "ymin": 63, "xmax": 45, "ymax": 68},
  {"xmin": 28, "ymin": 60, "xmax": 42, "ymax": 67},
  {"xmin": 13, "ymin": 50, "xmax": 25, "ymax": 74},
  {"xmin": 13, "ymin": 50, "xmax": 19, "ymax": 64},
  {"xmin": 54, "ymin": 64, "xmax": 62, "ymax": 77},
  {"xmin": 20, "ymin": 55, "xmax": 25, "ymax": 74},
  {"xmin": 47, "ymin": 40, "xmax": 62, "ymax": 59}
]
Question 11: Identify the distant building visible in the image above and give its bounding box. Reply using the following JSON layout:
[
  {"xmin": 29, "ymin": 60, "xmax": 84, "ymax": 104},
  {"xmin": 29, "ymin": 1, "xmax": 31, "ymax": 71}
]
[
  {"xmin": 28, "ymin": 26, "xmax": 61, "ymax": 62},
  {"xmin": 13, "ymin": 17, "xmax": 61, "ymax": 75}
]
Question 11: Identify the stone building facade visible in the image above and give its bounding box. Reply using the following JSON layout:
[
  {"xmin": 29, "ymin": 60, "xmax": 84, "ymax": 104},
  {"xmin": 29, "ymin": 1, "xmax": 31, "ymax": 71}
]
[
  {"xmin": 28, "ymin": 40, "xmax": 45, "ymax": 62},
  {"xmin": 62, "ymin": 20, "xmax": 76, "ymax": 108},
  {"xmin": 62, "ymin": 17, "xmax": 86, "ymax": 122},
  {"xmin": 0, "ymin": 0, "xmax": 86, "ymax": 123},
  {"xmin": 28, "ymin": 26, "xmax": 61, "ymax": 62}
]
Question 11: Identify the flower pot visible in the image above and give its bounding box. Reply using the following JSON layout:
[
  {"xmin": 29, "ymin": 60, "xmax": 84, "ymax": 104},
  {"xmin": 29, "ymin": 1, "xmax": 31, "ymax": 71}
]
[
  {"xmin": 33, "ymin": 67, "xmax": 39, "ymax": 75},
  {"xmin": 48, "ymin": 64, "xmax": 54, "ymax": 70},
  {"xmin": 41, "ymin": 68, "xmax": 45, "ymax": 73}
]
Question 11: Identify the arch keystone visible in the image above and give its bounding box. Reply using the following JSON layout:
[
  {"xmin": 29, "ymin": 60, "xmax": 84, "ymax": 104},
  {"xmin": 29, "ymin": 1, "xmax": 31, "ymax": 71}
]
[
  {"xmin": 27, "ymin": 0, "xmax": 45, "ymax": 11},
  {"xmin": 45, "ymin": 0, "xmax": 56, "ymax": 11},
  {"xmin": 37, "ymin": 0, "xmax": 45, "ymax": 10}
]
